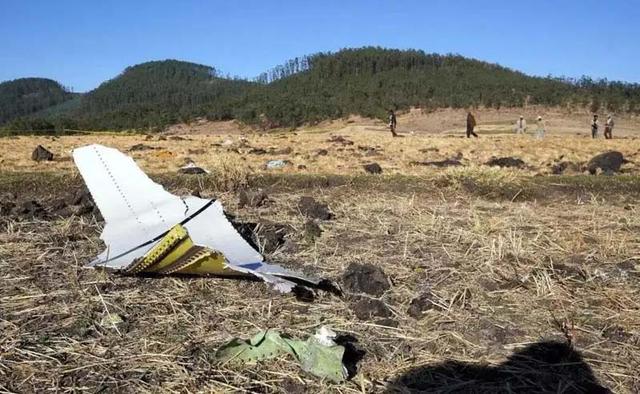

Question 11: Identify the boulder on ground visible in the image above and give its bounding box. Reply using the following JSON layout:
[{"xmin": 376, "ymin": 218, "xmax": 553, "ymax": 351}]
[
  {"xmin": 31, "ymin": 145, "xmax": 54, "ymax": 162},
  {"xmin": 342, "ymin": 263, "xmax": 390, "ymax": 296},
  {"xmin": 485, "ymin": 157, "xmax": 525, "ymax": 168},
  {"xmin": 298, "ymin": 196, "xmax": 332, "ymax": 220},
  {"xmin": 363, "ymin": 163, "xmax": 383, "ymax": 174},
  {"xmin": 587, "ymin": 151, "xmax": 625, "ymax": 175}
]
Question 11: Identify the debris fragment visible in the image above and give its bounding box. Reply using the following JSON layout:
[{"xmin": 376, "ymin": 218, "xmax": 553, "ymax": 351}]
[
  {"xmin": 31, "ymin": 145, "xmax": 54, "ymax": 162},
  {"xmin": 363, "ymin": 163, "xmax": 383, "ymax": 174},
  {"xmin": 587, "ymin": 151, "xmax": 625, "ymax": 174},
  {"xmin": 72, "ymin": 144, "xmax": 320, "ymax": 293},
  {"xmin": 298, "ymin": 196, "xmax": 332, "ymax": 220},
  {"xmin": 215, "ymin": 327, "xmax": 349, "ymax": 383},
  {"xmin": 266, "ymin": 159, "xmax": 291, "ymax": 170},
  {"xmin": 179, "ymin": 162, "xmax": 209, "ymax": 174},
  {"xmin": 342, "ymin": 263, "xmax": 390, "ymax": 296}
]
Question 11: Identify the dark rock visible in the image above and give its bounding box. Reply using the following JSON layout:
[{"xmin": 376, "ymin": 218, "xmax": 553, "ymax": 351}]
[
  {"xmin": 327, "ymin": 135, "xmax": 354, "ymax": 146},
  {"xmin": 238, "ymin": 189, "xmax": 267, "ymax": 208},
  {"xmin": 363, "ymin": 163, "xmax": 383, "ymax": 174},
  {"xmin": 178, "ymin": 165, "xmax": 207, "ymax": 174},
  {"xmin": 31, "ymin": 145, "xmax": 54, "ymax": 162},
  {"xmin": 168, "ymin": 136, "xmax": 186, "ymax": 141},
  {"xmin": 297, "ymin": 164, "xmax": 307, "ymax": 170},
  {"xmin": 157, "ymin": 135, "xmax": 167, "ymax": 141},
  {"xmin": 550, "ymin": 161, "xmax": 581, "ymax": 175},
  {"xmin": 418, "ymin": 147, "xmax": 439, "ymax": 153},
  {"xmin": 129, "ymin": 144, "xmax": 157, "ymax": 151},
  {"xmin": 187, "ymin": 148, "xmax": 205, "ymax": 155},
  {"xmin": 411, "ymin": 158, "xmax": 462, "ymax": 167},
  {"xmin": 485, "ymin": 157, "xmax": 525, "ymax": 168},
  {"xmin": 587, "ymin": 151, "xmax": 625, "ymax": 175},
  {"xmin": 357, "ymin": 146, "xmax": 381, "ymax": 157},
  {"xmin": 315, "ymin": 149, "xmax": 329, "ymax": 156},
  {"xmin": 407, "ymin": 293, "xmax": 441, "ymax": 318},
  {"xmin": 342, "ymin": 263, "xmax": 390, "ymax": 296},
  {"xmin": 248, "ymin": 147, "xmax": 268, "ymax": 155},
  {"xmin": 351, "ymin": 298, "xmax": 392, "ymax": 320},
  {"xmin": 303, "ymin": 220, "xmax": 322, "ymax": 242},
  {"xmin": 298, "ymin": 196, "xmax": 332, "ymax": 220}
]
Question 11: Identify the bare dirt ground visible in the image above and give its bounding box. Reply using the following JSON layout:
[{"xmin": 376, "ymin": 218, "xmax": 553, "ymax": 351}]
[
  {"xmin": 1, "ymin": 118, "xmax": 640, "ymax": 393},
  {"xmin": 162, "ymin": 107, "xmax": 640, "ymax": 137}
]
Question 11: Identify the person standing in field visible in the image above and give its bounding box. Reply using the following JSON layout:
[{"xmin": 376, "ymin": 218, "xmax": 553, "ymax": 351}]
[
  {"xmin": 535, "ymin": 116, "xmax": 546, "ymax": 139},
  {"xmin": 604, "ymin": 114, "xmax": 615, "ymax": 139},
  {"xmin": 466, "ymin": 111, "xmax": 478, "ymax": 138},
  {"xmin": 515, "ymin": 116, "xmax": 527, "ymax": 134},
  {"xmin": 591, "ymin": 114, "xmax": 599, "ymax": 138},
  {"xmin": 388, "ymin": 110, "xmax": 398, "ymax": 137}
]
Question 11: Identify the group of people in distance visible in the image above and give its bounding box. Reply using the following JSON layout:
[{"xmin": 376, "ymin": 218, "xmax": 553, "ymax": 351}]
[
  {"xmin": 387, "ymin": 109, "xmax": 617, "ymax": 139},
  {"xmin": 591, "ymin": 114, "xmax": 615, "ymax": 139}
]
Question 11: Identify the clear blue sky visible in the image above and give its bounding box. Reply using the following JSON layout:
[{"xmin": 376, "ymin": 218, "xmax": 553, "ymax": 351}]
[{"xmin": 1, "ymin": 0, "xmax": 638, "ymax": 92}]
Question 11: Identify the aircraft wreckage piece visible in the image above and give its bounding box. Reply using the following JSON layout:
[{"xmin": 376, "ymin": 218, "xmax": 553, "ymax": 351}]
[{"xmin": 72, "ymin": 144, "xmax": 319, "ymax": 293}]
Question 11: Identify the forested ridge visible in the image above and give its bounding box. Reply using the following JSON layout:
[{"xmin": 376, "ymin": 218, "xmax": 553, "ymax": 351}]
[
  {"xmin": 2, "ymin": 47, "xmax": 640, "ymax": 132},
  {"xmin": 0, "ymin": 78, "xmax": 77, "ymax": 126}
]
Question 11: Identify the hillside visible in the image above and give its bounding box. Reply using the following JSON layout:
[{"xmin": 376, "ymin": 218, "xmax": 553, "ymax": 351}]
[
  {"xmin": 2, "ymin": 48, "xmax": 640, "ymax": 132},
  {"xmin": 0, "ymin": 78, "xmax": 76, "ymax": 126},
  {"xmin": 73, "ymin": 60, "xmax": 255, "ymax": 130}
]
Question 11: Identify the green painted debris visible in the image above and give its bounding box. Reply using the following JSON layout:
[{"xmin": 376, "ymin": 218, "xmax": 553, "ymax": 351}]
[{"xmin": 215, "ymin": 326, "xmax": 347, "ymax": 383}]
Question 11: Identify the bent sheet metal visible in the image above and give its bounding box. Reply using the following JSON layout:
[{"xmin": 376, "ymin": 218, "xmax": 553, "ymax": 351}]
[{"xmin": 72, "ymin": 144, "xmax": 319, "ymax": 293}]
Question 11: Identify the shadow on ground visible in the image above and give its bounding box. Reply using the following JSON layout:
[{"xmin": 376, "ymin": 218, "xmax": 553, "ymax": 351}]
[{"xmin": 385, "ymin": 341, "xmax": 611, "ymax": 393}]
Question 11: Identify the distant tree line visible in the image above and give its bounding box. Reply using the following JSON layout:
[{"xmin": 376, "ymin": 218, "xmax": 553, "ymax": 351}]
[{"xmin": 2, "ymin": 48, "xmax": 639, "ymax": 133}]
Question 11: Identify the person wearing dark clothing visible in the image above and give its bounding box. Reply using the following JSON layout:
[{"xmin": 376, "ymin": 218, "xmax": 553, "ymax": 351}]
[
  {"xmin": 388, "ymin": 110, "xmax": 398, "ymax": 137},
  {"xmin": 591, "ymin": 115, "xmax": 599, "ymax": 139},
  {"xmin": 466, "ymin": 112, "xmax": 478, "ymax": 138}
]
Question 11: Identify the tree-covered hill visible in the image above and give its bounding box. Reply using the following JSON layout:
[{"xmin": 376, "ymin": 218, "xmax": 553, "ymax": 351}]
[
  {"xmin": 243, "ymin": 48, "xmax": 640, "ymax": 127},
  {"xmin": 0, "ymin": 78, "xmax": 77, "ymax": 125},
  {"xmin": 2, "ymin": 48, "xmax": 640, "ymax": 132},
  {"xmin": 72, "ymin": 60, "xmax": 255, "ymax": 130}
]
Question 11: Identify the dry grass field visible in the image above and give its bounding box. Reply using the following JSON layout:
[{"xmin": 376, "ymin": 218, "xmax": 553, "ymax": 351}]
[{"xmin": 1, "ymin": 116, "xmax": 640, "ymax": 393}]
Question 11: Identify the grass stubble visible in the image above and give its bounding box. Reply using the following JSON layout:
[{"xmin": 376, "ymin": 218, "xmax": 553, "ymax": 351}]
[{"xmin": 1, "ymin": 129, "xmax": 639, "ymax": 393}]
